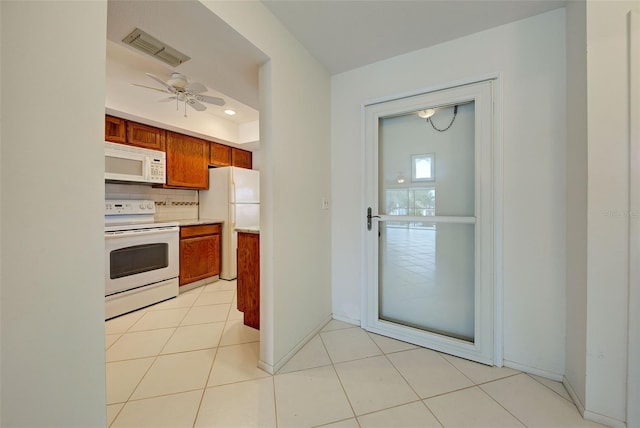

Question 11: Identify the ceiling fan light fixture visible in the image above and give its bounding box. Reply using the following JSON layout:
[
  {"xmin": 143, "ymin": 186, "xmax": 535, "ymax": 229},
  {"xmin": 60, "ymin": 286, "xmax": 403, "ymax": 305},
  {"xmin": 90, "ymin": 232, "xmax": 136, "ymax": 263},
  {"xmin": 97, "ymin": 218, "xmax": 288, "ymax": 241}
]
[
  {"xmin": 134, "ymin": 72, "xmax": 226, "ymax": 117},
  {"xmin": 168, "ymin": 73, "xmax": 189, "ymax": 89}
]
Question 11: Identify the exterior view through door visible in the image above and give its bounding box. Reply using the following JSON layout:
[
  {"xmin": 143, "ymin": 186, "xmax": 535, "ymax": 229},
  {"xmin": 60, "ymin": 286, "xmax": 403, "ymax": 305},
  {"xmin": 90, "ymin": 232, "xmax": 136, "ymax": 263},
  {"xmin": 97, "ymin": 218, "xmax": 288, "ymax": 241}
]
[{"xmin": 364, "ymin": 80, "xmax": 498, "ymax": 365}]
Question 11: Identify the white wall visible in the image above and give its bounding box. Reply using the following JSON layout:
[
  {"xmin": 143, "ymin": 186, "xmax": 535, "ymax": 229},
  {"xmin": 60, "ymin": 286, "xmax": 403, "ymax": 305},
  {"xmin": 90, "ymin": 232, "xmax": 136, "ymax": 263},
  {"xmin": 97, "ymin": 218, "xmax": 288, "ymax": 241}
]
[
  {"xmin": 200, "ymin": 1, "xmax": 332, "ymax": 371},
  {"xmin": 252, "ymin": 150, "xmax": 261, "ymax": 172},
  {"xmin": 628, "ymin": 10, "xmax": 640, "ymax": 427},
  {"xmin": 564, "ymin": 0, "xmax": 588, "ymax": 412},
  {"xmin": 0, "ymin": 1, "xmax": 107, "ymax": 426},
  {"xmin": 332, "ymin": 9, "xmax": 567, "ymax": 376},
  {"xmin": 583, "ymin": 1, "xmax": 637, "ymax": 424}
]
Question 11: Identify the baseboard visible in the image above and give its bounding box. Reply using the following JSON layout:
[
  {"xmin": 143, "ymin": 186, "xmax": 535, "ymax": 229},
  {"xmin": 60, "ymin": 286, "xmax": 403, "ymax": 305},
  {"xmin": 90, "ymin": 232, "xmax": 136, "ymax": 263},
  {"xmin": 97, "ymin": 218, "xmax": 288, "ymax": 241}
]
[
  {"xmin": 257, "ymin": 359, "xmax": 274, "ymax": 375},
  {"xmin": 563, "ymin": 376, "xmax": 626, "ymax": 427},
  {"xmin": 502, "ymin": 359, "xmax": 564, "ymax": 381},
  {"xmin": 562, "ymin": 377, "xmax": 585, "ymax": 414},
  {"xmin": 178, "ymin": 275, "xmax": 218, "ymax": 293},
  {"xmin": 269, "ymin": 314, "xmax": 333, "ymax": 374},
  {"xmin": 330, "ymin": 313, "xmax": 361, "ymax": 327},
  {"xmin": 583, "ymin": 410, "xmax": 626, "ymax": 428}
]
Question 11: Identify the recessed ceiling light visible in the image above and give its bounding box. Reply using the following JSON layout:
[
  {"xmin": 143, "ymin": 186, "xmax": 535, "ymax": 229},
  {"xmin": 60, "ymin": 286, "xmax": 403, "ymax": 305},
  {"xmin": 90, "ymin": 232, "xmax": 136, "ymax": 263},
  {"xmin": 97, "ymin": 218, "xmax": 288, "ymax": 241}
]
[{"xmin": 224, "ymin": 109, "xmax": 236, "ymax": 116}]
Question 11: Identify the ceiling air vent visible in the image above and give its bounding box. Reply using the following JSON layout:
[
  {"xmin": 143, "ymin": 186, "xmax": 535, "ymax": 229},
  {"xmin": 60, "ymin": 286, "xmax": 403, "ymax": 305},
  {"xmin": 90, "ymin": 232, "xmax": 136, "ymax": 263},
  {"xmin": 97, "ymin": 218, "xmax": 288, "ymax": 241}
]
[{"xmin": 122, "ymin": 28, "xmax": 190, "ymax": 68}]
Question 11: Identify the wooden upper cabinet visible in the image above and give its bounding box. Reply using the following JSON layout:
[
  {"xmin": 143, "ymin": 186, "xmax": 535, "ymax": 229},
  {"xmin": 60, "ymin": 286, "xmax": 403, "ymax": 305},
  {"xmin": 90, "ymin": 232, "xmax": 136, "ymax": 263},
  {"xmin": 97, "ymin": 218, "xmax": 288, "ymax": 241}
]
[
  {"xmin": 232, "ymin": 148, "xmax": 253, "ymax": 169},
  {"xmin": 105, "ymin": 115, "xmax": 126, "ymax": 144},
  {"xmin": 105, "ymin": 115, "xmax": 165, "ymax": 150},
  {"xmin": 209, "ymin": 142, "xmax": 231, "ymax": 167},
  {"xmin": 165, "ymin": 131, "xmax": 209, "ymax": 189},
  {"xmin": 126, "ymin": 122, "xmax": 165, "ymax": 151},
  {"xmin": 106, "ymin": 115, "xmax": 250, "ymax": 187}
]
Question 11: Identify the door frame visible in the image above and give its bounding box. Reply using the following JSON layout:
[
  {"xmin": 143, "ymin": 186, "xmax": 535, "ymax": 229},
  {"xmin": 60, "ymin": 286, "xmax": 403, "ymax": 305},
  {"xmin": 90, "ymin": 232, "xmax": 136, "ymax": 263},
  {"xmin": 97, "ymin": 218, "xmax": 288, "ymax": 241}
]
[
  {"xmin": 627, "ymin": 10, "xmax": 640, "ymax": 427},
  {"xmin": 361, "ymin": 77, "xmax": 503, "ymax": 365}
]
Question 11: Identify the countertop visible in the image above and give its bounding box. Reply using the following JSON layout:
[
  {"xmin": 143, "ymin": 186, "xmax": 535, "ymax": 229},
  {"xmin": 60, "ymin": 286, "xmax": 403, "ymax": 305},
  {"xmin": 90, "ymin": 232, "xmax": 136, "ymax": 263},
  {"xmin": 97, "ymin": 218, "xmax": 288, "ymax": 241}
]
[
  {"xmin": 236, "ymin": 226, "xmax": 260, "ymax": 234},
  {"xmin": 174, "ymin": 218, "xmax": 224, "ymax": 227}
]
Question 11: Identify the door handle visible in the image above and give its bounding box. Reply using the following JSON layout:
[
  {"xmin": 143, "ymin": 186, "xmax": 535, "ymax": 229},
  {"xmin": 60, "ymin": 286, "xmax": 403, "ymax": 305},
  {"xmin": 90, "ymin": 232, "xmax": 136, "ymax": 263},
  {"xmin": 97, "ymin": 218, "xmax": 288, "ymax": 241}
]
[
  {"xmin": 104, "ymin": 226, "xmax": 179, "ymax": 239},
  {"xmin": 367, "ymin": 207, "xmax": 381, "ymax": 231}
]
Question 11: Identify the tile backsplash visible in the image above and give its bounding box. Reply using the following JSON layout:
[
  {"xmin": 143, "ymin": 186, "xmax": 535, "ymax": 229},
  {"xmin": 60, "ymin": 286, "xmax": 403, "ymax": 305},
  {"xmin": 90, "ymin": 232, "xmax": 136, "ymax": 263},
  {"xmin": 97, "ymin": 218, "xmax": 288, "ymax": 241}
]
[{"xmin": 105, "ymin": 183, "xmax": 198, "ymax": 221}]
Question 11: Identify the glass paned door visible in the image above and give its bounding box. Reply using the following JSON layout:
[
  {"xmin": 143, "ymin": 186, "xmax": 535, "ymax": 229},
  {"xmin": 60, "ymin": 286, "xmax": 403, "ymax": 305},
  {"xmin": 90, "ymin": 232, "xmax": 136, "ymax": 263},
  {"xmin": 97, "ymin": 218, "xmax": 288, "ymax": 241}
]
[{"xmin": 364, "ymin": 81, "xmax": 495, "ymax": 364}]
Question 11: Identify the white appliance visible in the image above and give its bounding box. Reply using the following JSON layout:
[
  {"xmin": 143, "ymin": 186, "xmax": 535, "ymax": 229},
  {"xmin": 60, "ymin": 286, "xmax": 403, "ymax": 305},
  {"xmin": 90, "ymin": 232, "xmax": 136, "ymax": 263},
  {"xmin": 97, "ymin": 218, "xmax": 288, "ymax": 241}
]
[
  {"xmin": 199, "ymin": 167, "xmax": 259, "ymax": 280},
  {"xmin": 105, "ymin": 142, "xmax": 166, "ymax": 184},
  {"xmin": 104, "ymin": 199, "xmax": 179, "ymax": 319}
]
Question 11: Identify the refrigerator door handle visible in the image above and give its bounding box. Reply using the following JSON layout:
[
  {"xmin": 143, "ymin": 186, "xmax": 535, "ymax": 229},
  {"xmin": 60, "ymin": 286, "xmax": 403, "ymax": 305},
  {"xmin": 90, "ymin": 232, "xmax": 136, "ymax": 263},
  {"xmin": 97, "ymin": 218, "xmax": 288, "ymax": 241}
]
[
  {"xmin": 230, "ymin": 181, "xmax": 236, "ymax": 204},
  {"xmin": 230, "ymin": 203, "xmax": 236, "ymax": 229},
  {"xmin": 230, "ymin": 166, "xmax": 235, "ymax": 204}
]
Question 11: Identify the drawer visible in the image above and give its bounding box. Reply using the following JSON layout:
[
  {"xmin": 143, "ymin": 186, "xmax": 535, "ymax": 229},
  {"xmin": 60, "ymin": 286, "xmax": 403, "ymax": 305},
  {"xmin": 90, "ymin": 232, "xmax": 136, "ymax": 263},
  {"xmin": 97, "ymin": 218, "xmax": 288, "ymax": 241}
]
[{"xmin": 180, "ymin": 223, "xmax": 221, "ymax": 239}]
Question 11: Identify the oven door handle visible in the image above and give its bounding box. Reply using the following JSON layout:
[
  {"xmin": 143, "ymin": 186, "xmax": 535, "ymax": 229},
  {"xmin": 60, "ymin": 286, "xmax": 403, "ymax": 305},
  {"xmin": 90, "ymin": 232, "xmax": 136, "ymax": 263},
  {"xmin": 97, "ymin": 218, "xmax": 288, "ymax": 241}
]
[{"xmin": 105, "ymin": 226, "xmax": 179, "ymax": 239}]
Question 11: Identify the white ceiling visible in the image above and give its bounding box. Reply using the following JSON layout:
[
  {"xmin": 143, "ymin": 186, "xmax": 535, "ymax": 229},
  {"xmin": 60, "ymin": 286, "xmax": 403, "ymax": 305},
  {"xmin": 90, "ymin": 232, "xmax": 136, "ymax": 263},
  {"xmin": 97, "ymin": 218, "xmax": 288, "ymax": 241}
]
[
  {"xmin": 105, "ymin": 0, "xmax": 566, "ymax": 149},
  {"xmin": 262, "ymin": 0, "xmax": 567, "ymax": 74}
]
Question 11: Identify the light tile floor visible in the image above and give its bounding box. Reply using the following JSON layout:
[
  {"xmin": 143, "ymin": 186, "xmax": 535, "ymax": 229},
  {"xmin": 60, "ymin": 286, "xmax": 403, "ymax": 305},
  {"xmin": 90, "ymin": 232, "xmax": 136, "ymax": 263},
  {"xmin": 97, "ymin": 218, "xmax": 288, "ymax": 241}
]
[{"xmin": 106, "ymin": 281, "xmax": 604, "ymax": 427}]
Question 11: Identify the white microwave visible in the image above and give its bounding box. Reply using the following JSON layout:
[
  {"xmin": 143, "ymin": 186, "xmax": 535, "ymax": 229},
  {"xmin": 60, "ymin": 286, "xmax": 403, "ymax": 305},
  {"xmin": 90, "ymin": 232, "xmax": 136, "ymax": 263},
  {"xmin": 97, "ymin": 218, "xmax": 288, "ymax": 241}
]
[{"xmin": 105, "ymin": 142, "xmax": 166, "ymax": 184}]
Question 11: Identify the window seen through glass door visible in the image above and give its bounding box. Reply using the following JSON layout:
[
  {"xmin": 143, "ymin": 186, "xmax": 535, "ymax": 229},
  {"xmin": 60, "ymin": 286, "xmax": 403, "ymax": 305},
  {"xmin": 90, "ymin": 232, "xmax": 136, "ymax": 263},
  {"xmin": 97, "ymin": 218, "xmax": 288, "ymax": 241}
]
[{"xmin": 386, "ymin": 188, "xmax": 435, "ymax": 228}]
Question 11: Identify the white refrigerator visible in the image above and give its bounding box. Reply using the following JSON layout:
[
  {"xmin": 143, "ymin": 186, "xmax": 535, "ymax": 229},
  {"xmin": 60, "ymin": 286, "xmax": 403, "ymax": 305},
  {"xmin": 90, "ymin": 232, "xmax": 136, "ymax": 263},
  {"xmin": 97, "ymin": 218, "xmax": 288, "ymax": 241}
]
[{"xmin": 199, "ymin": 166, "xmax": 259, "ymax": 280}]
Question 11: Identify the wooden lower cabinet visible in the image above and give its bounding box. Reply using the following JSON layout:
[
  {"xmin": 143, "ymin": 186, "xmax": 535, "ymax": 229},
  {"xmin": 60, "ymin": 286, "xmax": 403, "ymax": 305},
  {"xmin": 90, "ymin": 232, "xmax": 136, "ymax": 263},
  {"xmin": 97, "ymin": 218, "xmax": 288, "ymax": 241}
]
[
  {"xmin": 237, "ymin": 231, "xmax": 259, "ymax": 329},
  {"xmin": 179, "ymin": 224, "xmax": 221, "ymax": 286}
]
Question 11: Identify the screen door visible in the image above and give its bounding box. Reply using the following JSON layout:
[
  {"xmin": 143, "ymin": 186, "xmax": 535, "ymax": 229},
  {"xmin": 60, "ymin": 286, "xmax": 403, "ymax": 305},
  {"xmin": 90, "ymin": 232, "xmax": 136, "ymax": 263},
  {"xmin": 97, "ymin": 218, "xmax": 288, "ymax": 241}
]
[{"xmin": 364, "ymin": 81, "xmax": 495, "ymax": 364}]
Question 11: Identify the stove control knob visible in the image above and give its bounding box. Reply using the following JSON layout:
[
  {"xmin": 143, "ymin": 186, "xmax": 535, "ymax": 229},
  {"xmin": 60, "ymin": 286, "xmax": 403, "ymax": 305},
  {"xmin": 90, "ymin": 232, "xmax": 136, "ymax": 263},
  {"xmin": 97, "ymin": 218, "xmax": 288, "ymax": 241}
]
[
  {"xmin": 139, "ymin": 203, "xmax": 146, "ymax": 210},
  {"xmin": 147, "ymin": 202, "xmax": 153, "ymax": 209}
]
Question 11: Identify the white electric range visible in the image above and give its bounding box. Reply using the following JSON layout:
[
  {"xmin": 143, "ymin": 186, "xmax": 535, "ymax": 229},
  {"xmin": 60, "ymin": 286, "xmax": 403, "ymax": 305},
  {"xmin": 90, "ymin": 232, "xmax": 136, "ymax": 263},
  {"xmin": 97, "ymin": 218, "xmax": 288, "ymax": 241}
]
[{"xmin": 104, "ymin": 199, "xmax": 179, "ymax": 319}]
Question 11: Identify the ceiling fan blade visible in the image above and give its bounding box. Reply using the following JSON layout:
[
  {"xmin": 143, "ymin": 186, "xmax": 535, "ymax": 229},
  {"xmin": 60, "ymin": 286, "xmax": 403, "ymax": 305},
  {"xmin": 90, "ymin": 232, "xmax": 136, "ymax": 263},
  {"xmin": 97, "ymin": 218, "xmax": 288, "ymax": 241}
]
[
  {"xmin": 195, "ymin": 94, "xmax": 225, "ymax": 106},
  {"xmin": 186, "ymin": 81, "xmax": 207, "ymax": 94},
  {"xmin": 145, "ymin": 73, "xmax": 175, "ymax": 92},
  {"xmin": 187, "ymin": 99, "xmax": 207, "ymax": 111},
  {"xmin": 131, "ymin": 83, "xmax": 173, "ymax": 94}
]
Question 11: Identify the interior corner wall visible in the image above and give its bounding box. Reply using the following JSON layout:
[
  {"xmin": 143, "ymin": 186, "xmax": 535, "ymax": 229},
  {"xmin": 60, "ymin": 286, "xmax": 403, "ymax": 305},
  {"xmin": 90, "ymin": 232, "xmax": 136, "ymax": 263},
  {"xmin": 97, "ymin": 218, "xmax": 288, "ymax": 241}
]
[
  {"xmin": 331, "ymin": 9, "xmax": 567, "ymax": 376},
  {"xmin": 1, "ymin": 1, "xmax": 107, "ymax": 426},
  {"xmin": 583, "ymin": 1, "xmax": 638, "ymax": 424},
  {"xmin": 628, "ymin": 10, "xmax": 640, "ymax": 427},
  {"xmin": 564, "ymin": 0, "xmax": 588, "ymax": 410},
  {"xmin": 199, "ymin": 1, "xmax": 332, "ymax": 370},
  {"xmin": 0, "ymin": 0, "xmax": 3, "ymax": 419}
]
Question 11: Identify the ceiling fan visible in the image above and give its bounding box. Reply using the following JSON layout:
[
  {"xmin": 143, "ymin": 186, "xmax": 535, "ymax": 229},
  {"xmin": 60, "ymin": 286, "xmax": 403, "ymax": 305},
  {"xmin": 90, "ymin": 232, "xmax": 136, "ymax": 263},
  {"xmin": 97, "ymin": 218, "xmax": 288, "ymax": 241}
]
[{"xmin": 132, "ymin": 72, "xmax": 225, "ymax": 117}]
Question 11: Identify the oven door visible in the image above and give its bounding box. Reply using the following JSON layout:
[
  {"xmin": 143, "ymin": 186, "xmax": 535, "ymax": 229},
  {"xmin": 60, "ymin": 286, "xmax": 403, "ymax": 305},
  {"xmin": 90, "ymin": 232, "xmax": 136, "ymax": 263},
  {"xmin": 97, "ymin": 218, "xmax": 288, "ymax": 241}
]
[{"xmin": 105, "ymin": 226, "xmax": 179, "ymax": 296}]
